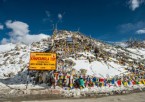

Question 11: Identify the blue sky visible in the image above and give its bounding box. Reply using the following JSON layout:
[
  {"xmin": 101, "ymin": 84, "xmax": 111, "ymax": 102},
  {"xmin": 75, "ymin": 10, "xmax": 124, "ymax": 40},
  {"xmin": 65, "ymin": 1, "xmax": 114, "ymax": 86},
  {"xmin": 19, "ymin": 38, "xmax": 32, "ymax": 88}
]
[{"xmin": 0, "ymin": 0, "xmax": 145, "ymax": 44}]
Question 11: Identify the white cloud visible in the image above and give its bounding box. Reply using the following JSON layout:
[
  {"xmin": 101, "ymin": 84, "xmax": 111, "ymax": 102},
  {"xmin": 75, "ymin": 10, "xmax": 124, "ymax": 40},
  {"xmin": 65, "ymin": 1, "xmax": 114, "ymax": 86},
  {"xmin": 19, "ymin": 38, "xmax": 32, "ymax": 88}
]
[
  {"xmin": 6, "ymin": 20, "xmax": 29, "ymax": 36},
  {"xmin": 16, "ymin": 33, "xmax": 50, "ymax": 44},
  {"xmin": 128, "ymin": 0, "xmax": 145, "ymax": 11},
  {"xmin": 1, "ymin": 20, "xmax": 50, "ymax": 45},
  {"xmin": 0, "ymin": 24, "xmax": 4, "ymax": 30},
  {"xmin": 136, "ymin": 28, "xmax": 145, "ymax": 34}
]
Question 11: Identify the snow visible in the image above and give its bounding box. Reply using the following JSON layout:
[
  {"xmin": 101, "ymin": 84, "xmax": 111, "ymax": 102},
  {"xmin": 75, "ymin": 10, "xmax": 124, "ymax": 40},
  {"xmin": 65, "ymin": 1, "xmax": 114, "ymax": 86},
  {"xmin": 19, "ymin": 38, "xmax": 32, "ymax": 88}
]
[
  {"xmin": 0, "ymin": 42, "xmax": 142, "ymax": 80},
  {"xmin": 0, "ymin": 40, "xmax": 50, "ymax": 79},
  {"xmin": 126, "ymin": 48, "xmax": 145, "ymax": 60},
  {"xmin": 61, "ymin": 84, "xmax": 145, "ymax": 98},
  {"xmin": 115, "ymin": 42, "xmax": 128, "ymax": 47},
  {"xmin": 77, "ymin": 52, "xmax": 95, "ymax": 57},
  {"xmin": 104, "ymin": 48, "xmax": 117, "ymax": 54},
  {"xmin": 127, "ymin": 48, "xmax": 145, "ymax": 56},
  {"xmin": 0, "ymin": 43, "xmax": 16, "ymax": 52},
  {"xmin": 0, "ymin": 31, "xmax": 145, "ymax": 93},
  {"xmin": 69, "ymin": 58, "xmax": 127, "ymax": 78}
]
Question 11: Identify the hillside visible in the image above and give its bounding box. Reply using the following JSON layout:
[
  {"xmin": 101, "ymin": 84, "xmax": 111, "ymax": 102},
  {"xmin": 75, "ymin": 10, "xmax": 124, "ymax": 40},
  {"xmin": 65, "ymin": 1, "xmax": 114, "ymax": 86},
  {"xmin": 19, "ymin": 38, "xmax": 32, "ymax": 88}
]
[{"xmin": 0, "ymin": 30, "xmax": 145, "ymax": 86}]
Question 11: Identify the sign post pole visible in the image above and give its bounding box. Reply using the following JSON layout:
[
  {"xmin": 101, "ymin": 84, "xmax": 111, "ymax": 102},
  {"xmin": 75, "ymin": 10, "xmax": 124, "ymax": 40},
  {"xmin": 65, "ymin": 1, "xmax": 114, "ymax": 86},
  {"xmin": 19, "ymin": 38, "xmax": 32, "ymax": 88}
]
[{"xmin": 26, "ymin": 68, "xmax": 29, "ymax": 90}]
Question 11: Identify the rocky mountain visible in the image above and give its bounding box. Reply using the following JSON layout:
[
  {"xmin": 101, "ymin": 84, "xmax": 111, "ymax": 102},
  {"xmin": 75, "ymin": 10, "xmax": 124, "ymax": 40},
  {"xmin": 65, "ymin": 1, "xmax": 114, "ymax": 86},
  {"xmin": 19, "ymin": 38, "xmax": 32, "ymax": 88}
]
[
  {"xmin": 112, "ymin": 39, "xmax": 145, "ymax": 48},
  {"xmin": 0, "ymin": 30, "xmax": 145, "ymax": 85},
  {"xmin": 126, "ymin": 39, "xmax": 145, "ymax": 48}
]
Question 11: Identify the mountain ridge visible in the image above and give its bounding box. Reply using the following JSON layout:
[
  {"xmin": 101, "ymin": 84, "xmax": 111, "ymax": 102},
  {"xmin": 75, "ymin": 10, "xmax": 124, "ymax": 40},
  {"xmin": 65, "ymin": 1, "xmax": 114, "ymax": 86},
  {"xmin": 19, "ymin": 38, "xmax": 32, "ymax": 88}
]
[{"xmin": 0, "ymin": 30, "xmax": 145, "ymax": 84}]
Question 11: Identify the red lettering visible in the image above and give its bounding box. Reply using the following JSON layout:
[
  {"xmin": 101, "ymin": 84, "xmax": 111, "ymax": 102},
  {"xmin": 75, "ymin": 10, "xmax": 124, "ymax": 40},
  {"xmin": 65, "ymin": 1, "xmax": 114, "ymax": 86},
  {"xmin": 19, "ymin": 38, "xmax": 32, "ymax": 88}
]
[{"xmin": 30, "ymin": 57, "xmax": 49, "ymax": 60}]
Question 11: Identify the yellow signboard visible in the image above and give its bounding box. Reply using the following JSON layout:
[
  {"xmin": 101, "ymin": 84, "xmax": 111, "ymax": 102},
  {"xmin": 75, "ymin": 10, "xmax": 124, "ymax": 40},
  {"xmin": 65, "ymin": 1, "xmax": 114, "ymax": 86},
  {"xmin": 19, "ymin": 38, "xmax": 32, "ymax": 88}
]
[{"xmin": 29, "ymin": 52, "xmax": 57, "ymax": 70}]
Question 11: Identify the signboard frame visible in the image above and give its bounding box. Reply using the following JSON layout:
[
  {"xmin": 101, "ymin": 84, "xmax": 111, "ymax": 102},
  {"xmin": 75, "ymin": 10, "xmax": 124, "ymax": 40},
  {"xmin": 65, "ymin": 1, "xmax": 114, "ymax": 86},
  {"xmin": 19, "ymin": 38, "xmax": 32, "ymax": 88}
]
[{"xmin": 29, "ymin": 52, "xmax": 57, "ymax": 71}]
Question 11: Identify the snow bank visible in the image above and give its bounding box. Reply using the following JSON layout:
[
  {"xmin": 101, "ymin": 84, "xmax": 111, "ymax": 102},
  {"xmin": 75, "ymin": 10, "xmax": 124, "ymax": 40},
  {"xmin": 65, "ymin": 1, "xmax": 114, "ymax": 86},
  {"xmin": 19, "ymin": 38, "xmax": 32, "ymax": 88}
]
[
  {"xmin": 69, "ymin": 58, "xmax": 127, "ymax": 78},
  {"xmin": 127, "ymin": 48, "xmax": 145, "ymax": 57},
  {"xmin": 0, "ymin": 43, "xmax": 16, "ymax": 52}
]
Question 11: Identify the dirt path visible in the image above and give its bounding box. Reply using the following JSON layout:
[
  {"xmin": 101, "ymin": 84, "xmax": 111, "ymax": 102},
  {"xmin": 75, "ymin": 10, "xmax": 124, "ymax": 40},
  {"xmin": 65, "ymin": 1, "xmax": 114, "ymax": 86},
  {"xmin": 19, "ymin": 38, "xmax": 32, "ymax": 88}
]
[{"xmin": 20, "ymin": 92, "xmax": 145, "ymax": 102}]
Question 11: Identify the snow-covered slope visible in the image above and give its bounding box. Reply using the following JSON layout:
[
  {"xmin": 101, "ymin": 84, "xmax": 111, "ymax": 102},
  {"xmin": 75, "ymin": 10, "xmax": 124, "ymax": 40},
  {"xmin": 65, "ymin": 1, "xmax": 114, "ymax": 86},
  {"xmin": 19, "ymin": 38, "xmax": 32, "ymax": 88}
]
[
  {"xmin": 0, "ymin": 37, "xmax": 51, "ymax": 80},
  {"xmin": 0, "ymin": 43, "xmax": 16, "ymax": 53},
  {"xmin": 69, "ymin": 58, "xmax": 127, "ymax": 78},
  {"xmin": 0, "ymin": 30, "xmax": 145, "ymax": 84}
]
